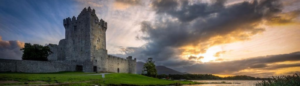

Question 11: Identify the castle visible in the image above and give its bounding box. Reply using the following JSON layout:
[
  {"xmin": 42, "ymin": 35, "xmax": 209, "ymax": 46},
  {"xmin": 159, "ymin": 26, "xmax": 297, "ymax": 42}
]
[{"xmin": 0, "ymin": 7, "xmax": 136, "ymax": 74}]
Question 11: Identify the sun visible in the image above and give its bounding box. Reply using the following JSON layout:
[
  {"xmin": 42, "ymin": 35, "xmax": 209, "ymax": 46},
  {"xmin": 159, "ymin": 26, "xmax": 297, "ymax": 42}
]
[
  {"xmin": 195, "ymin": 53, "xmax": 217, "ymax": 62},
  {"xmin": 181, "ymin": 45, "xmax": 223, "ymax": 62},
  {"xmin": 182, "ymin": 46, "xmax": 222, "ymax": 62}
]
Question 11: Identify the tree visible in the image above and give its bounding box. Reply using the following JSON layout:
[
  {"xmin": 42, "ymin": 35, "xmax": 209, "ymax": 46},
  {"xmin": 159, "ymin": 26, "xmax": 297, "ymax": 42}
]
[
  {"xmin": 21, "ymin": 43, "xmax": 52, "ymax": 61},
  {"xmin": 142, "ymin": 58, "xmax": 157, "ymax": 77}
]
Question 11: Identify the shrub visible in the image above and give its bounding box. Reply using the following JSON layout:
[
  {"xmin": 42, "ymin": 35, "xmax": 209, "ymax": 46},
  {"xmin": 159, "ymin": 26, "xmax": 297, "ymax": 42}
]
[{"xmin": 256, "ymin": 73, "xmax": 300, "ymax": 86}]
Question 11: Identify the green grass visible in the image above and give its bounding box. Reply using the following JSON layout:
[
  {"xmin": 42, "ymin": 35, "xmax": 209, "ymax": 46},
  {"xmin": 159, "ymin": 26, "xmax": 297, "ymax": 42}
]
[{"xmin": 0, "ymin": 72, "xmax": 198, "ymax": 85}]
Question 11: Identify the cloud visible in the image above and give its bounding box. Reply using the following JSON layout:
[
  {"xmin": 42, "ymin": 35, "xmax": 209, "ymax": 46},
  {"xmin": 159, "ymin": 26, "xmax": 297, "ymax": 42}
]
[
  {"xmin": 152, "ymin": 0, "xmax": 226, "ymax": 22},
  {"xmin": 77, "ymin": 0, "xmax": 104, "ymax": 8},
  {"xmin": 124, "ymin": 0, "xmax": 286, "ymax": 64},
  {"xmin": 188, "ymin": 56, "xmax": 204, "ymax": 61},
  {"xmin": 88, "ymin": 1, "xmax": 103, "ymax": 7},
  {"xmin": 182, "ymin": 51, "xmax": 300, "ymax": 74},
  {"xmin": 285, "ymin": 71, "xmax": 300, "ymax": 75},
  {"xmin": 266, "ymin": 10, "xmax": 300, "ymax": 25},
  {"xmin": 249, "ymin": 63, "xmax": 267, "ymax": 68},
  {"xmin": 113, "ymin": 0, "xmax": 141, "ymax": 10},
  {"xmin": 0, "ymin": 36, "xmax": 24, "ymax": 60},
  {"xmin": 214, "ymin": 51, "xmax": 226, "ymax": 57},
  {"xmin": 262, "ymin": 63, "xmax": 300, "ymax": 70}
]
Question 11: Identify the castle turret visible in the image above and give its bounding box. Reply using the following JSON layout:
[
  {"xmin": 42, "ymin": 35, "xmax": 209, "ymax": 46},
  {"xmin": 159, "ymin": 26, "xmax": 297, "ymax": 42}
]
[{"xmin": 127, "ymin": 56, "xmax": 136, "ymax": 74}]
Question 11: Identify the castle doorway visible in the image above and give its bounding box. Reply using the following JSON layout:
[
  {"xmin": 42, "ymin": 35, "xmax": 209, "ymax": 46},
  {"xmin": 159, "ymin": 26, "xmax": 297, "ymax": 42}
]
[
  {"xmin": 93, "ymin": 66, "xmax": 97, "ymax": 72},
  {"xmin": 76, "ymin": 65, "xmax": 83, "ymax": 72},
  {"xmin": 117, "ymin": 68, "xmax": 119, "ymax": 73}
]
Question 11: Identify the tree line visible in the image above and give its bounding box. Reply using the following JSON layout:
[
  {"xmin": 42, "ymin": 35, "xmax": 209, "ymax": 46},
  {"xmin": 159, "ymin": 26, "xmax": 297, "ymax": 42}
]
[{"xmin": 157, "ymin": 74, "xmax": 267, "ymax": 80}]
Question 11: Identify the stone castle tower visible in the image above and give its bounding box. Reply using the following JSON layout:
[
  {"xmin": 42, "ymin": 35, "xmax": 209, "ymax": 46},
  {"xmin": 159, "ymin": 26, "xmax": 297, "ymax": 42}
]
[
  {"xmin": 0, "ymin": 7, "xmax": 136, "ymax": 73},
  {"xmin": 47, "ymin": 7, "xmax": 136, "ymax": 73}
]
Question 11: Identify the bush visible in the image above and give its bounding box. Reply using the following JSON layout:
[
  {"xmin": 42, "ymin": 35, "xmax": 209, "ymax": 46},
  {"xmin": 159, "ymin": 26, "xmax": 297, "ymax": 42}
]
[{"xmin": 256, "ymin": 73, "xmax": 300, "ymax": 86}]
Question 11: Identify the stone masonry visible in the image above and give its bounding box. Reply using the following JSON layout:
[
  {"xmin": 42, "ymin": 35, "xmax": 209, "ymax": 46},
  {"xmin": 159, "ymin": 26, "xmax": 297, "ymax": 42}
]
[{"xmin": 0, "ymin": 7, "xmax": 136, "ymax": 74}]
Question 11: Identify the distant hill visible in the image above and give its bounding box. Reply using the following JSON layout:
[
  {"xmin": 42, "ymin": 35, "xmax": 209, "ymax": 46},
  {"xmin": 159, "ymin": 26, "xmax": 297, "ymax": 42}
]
[{"xmin": 136, "ymin": 62, "xmax": 183, "ymax": 74}]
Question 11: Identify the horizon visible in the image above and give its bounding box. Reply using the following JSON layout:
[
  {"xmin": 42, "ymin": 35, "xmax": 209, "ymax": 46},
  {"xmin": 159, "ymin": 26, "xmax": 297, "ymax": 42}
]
[{"xmin": 0, "ymin": 0, "xmax": 300, "ymax": 78}]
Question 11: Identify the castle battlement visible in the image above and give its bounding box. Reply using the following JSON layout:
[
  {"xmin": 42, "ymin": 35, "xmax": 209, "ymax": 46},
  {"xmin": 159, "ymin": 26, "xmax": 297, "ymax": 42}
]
[{"xmin": 108, "ymin": 55, "xmax": 136, "ymax": 61}]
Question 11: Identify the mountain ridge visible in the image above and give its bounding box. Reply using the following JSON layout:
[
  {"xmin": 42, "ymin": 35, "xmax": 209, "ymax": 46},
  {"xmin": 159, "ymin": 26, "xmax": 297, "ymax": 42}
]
[{"xmin": 136, "ymin": 62, "xmax": 183, "ymax": 74}]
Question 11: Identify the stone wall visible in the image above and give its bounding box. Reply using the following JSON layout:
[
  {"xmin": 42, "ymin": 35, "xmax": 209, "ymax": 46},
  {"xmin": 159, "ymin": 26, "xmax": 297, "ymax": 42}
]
[
  {"xmin": 48, "ymin": 44, "xmax": 58, "ymax": 61},
  {"xmin": 106, "ymin": 55, "xmax": 129, "ymax": 73},
  {"xmin": 0, "ymin": 59, "xmax": 93, "ymax": 73},
  {"xmin": 106, "ymin": 55, "xmax": 136, "ymax": 74},
  {"xmin": 127, "ymin": 56, "xmax": 137, "ymax": 74},
  {"xmin": 89, "ymin": 7, "xmax": 108, "ymax": 72}
]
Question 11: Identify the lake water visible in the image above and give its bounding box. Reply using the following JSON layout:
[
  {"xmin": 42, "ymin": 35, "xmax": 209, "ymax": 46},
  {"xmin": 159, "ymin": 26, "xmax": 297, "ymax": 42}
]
[{"xmin": 184, "ymin": 80, "xmax": 261, "ymax": 86}]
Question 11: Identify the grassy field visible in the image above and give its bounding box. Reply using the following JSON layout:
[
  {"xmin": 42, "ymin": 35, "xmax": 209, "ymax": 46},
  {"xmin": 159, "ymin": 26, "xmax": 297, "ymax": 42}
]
[{"xmin": 0, "ymin": 72, "xmax": 198, "ymax": 85}]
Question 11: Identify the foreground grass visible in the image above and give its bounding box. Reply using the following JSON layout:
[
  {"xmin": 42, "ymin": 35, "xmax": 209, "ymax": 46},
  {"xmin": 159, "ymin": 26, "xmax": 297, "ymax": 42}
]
[
  {"xmin": 256, "ymin": 73, "xmax": 300, "ymax": 86},
  {"xmin": 0, "ymin": 72, "xmax": 198, "ymax": 85}
]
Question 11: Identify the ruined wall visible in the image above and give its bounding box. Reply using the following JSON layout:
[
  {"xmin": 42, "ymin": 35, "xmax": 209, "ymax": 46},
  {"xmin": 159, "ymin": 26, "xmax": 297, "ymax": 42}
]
[{"xmin": 0, "ymin": 59, "xmax": 93, "ymax": 73}]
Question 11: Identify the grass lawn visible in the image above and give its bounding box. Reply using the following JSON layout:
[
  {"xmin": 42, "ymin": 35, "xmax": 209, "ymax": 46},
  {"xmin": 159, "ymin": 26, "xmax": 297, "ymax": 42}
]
[{"xmin": 0, "ymin": 72, "xmax": 198, "ymax": 85}]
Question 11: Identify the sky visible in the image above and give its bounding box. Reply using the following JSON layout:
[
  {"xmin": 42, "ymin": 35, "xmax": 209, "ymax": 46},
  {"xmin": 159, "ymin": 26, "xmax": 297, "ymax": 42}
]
[{"xmin": 0, "ymin": 0, "xmax": 300, "ymax": 77}]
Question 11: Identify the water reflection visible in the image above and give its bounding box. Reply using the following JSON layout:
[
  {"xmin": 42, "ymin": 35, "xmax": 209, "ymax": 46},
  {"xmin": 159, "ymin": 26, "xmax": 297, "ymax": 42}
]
[{"xmin": 184, "ymin": 80, "xmax": 261, "ymax": 86}]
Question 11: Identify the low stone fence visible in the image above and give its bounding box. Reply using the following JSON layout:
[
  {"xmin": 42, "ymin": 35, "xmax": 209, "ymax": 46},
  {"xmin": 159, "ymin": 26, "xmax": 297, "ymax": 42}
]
[{"xmin": 0, "ymin": 59, "xmax": 76, "ymax": 73}]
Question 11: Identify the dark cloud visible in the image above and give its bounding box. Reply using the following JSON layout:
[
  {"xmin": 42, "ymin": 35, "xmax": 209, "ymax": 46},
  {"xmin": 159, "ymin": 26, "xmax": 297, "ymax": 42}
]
[
  {"xmin": 183, "ymin": 51, "xmax": 300, "ymax": 74},
  {"xmin": 124, "ymin": 0, "xmax": 284, "ymax": 64},
  {"xmin": 152, "ymin": 0, "xmax": 226, "ymax": 22},
  {"xmin": 0, "ymin": 36, "xmax": 24, "ymax": 60},
  {"xmin": 233, "ymin": 71, "xmax": 276, "ymax": 78},
  {"xmin": 263, "ymin": 63, "xmax": 300, "ymax": 70},
  {"xmin": 188, "ymin": 56, "xmax": 204, "ymax": 61},
  {"xmin": 285, "ymin": 71, "xmax": 300, "ymax": 75},
  {"xmin": 249, "ymin": 63, "xmax": 267, "ymax": 68}
]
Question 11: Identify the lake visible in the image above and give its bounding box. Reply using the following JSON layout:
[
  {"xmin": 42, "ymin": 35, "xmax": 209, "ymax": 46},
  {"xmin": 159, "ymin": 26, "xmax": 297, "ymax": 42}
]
[{"xmin": 184, "ymin": 80, "xmax": 261, "ymax": 86}]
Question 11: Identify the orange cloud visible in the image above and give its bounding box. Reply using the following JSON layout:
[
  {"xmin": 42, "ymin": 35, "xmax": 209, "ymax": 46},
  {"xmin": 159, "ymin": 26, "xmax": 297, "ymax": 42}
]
[
  {"xmin": 113, "ymin": 0, "xmax": 140, "ymax": 10},
  {"xmin": 0, "ymin": 36, "xmax": 24, "ymax": 60},
  {"xmin": 266, "ymin": 10, "xmax": 300, "ymax": 26},
  {"xmin": 214, "ymin": 51, "xmax": 226, "ymax": 57},
  {"xmin": 180, "ymin": 25, "xmax": 265, "ymax": 58}
]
